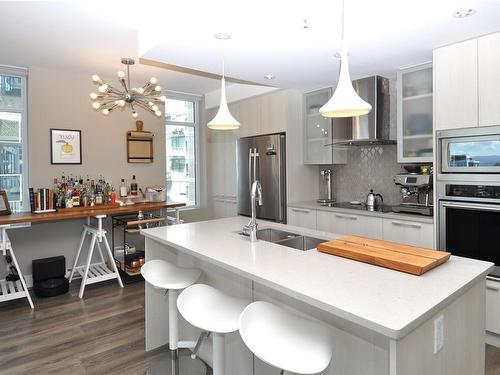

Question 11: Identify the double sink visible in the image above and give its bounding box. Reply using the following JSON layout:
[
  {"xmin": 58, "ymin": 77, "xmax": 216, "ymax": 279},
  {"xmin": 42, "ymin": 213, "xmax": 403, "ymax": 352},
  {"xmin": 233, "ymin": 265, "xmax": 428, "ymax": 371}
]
[{"xmin": 239, "ymin": 227, "xmax": 326, "ymax": 251}]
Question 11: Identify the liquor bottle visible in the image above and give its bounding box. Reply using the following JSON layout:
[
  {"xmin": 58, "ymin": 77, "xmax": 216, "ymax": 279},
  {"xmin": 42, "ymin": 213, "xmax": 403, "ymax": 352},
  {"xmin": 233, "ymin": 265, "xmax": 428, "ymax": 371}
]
[
  {"xmin": 130, "ymin": 175, "xmax": 138, "ymax": 196},
  {"xmin": 120, "ymin": 179, "xmax": 128, "ymax": 197}
]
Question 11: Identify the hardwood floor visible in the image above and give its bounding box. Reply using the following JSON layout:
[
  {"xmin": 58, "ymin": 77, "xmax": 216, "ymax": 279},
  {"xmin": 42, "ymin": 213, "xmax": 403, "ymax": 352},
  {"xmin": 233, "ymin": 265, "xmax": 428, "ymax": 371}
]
[
  {"xmin": 0, "ymin": 281, "xmax": 169, "ymax": 375},
  {"xmin": 1, "ymin": 280, "xmax": 500, "ymax": 375}
]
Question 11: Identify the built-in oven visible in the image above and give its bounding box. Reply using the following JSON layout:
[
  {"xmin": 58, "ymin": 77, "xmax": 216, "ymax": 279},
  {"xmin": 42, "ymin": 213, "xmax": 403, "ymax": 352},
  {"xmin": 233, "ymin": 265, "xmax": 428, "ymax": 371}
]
[{"xmin": 437, "ymin": 126, "xmax": 500, "ymax": 279}]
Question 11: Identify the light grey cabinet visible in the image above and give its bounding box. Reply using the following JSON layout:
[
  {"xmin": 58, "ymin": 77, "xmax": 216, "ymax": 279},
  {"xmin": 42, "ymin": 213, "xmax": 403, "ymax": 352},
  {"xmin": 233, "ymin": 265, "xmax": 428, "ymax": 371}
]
[
  {"xmin": 316, "ymin": 210, "xmax": 383, "ymax": 239},
  {"xmin": 287, "ymin": 207, "xmax": 317, "ymax": 230},
  {"xmin": 397, "ymin": 64, "xmax": 433, "ymax": 163},
  {"xmin": 303, "ymin": 88, "xmax": 347, "ymax": 165},
  {"xmin": 382, "ymin": 218, "xmax": 433, "ymax": 248},
  {"xmin": 486, "ymin": 279, "xmax": 500, "ymax": 335},
  {"xmin": 433, "ymin": 39, "xmax": 478, "ymax": 130},
  {"xmin": 479, "ymin": 32, "xmax": 500, "ymax": 127}
]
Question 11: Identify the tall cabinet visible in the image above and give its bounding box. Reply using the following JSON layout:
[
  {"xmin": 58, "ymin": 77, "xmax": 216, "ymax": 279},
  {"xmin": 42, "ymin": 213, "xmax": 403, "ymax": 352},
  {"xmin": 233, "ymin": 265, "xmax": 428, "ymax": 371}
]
[
  {"xmin": 303, "ymin": 88, "xmax": 348, "ymax": 165},
  {"xmin": 397, "ymin": 63, "xmax": 433, "ymax": 163}
]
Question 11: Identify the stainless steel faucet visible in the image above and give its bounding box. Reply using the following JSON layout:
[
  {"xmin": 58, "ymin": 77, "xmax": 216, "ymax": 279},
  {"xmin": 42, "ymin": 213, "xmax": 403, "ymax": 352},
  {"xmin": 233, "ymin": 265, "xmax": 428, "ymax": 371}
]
[{"xmin": 243, "ymin": 180, "xmax": 263, "ymax": 242}]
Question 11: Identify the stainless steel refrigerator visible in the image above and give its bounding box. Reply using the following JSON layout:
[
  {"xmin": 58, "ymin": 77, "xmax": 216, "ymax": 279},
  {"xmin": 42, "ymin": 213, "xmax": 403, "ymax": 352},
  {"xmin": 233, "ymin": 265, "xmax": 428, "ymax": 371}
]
[{"xmin": 237, "ymin": 133, "xmax": 286, "ymax": 223}]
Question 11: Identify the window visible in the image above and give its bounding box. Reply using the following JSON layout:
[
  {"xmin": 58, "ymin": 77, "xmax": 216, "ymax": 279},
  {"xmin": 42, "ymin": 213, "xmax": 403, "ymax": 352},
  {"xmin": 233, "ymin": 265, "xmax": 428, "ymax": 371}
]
[
  {"xmin": 165, "ymin": 97, "xmax": 198, "ymax": 207},
  {"xmin": 0, "ymin": 66, "xmax": 28, "ymax": 212}
]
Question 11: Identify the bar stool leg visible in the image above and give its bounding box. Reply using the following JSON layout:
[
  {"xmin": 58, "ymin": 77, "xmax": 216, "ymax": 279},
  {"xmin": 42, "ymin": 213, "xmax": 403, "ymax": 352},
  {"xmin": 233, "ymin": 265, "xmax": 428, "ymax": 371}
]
[
  {"xmin": 212, "ymin": 333, "xmax": 225, "ymax": 375},
  {"xmin": 168, "ymin": 289, "xmax": 179, "ymax": 351},
  {"xmin": 102, "ymin": 236, "xmax": 124, "ymax": 289},
  {"xmin": 69, "ymin": 227, "xmax": 87, "ymax": 282},
  {"xmin": 78, "ymin": 233, "xmax": 97, "ymax": 299},
  {"xmin": 95, "ymin": 240, "xmax": 106, "ymax": 265},
  {"xmin": 8, "ymin": 247, "xmax": 34, "ymax": 309}
]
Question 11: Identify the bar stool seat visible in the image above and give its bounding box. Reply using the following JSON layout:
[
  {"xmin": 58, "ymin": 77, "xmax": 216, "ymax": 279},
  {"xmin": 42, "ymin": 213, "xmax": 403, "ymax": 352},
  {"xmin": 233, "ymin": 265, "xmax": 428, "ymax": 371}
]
[
  {"xmin": 141, "ymin": 259, "xmax": 201, "ymax": 290},
  {"xmin": 177, "ymin": 284, "xmax": 249, "ymax": 375},
  {"xmin": 239, "ymin": 301, "xmax": 333, "ymax": 375}
]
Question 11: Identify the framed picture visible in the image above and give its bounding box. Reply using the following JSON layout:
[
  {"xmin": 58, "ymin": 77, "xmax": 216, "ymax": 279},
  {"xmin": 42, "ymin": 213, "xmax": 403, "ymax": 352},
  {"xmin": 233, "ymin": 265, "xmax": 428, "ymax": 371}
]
[
  {"xmin": 50, "ymin": 129, "xmax": 82, "ymax": 164},
  {"xmin": 0, "ymin": 191, "xmax": 11, "ymax": 215}
]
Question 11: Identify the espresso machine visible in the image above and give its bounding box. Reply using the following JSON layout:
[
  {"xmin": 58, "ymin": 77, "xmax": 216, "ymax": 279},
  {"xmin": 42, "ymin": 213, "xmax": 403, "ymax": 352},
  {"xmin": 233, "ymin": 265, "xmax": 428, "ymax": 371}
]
[
  {"xmin": 392, "ymin": 173, "xmax": 433, "ymax": 216},
  {"xmin": 317, "ymin": 169, "xmax": 335, "ymax": 204}
]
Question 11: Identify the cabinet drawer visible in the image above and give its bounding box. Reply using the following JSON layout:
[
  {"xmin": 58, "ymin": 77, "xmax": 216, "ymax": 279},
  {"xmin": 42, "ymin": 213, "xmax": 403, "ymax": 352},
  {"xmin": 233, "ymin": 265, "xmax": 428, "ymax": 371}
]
[
  {"xmin": 487, "ymin": 279, "xmax": 500, "ymax": 335},
  {"xmin": 317, "ymin": 210, "xmax": 383, "ymax": 239},
  {"xmin": 287, "ymin": 207, "xmax": 317, "ymax": 230},
  {"xmin": 382, "ymin": 219, "xmax": 433, "ymax": 248}
]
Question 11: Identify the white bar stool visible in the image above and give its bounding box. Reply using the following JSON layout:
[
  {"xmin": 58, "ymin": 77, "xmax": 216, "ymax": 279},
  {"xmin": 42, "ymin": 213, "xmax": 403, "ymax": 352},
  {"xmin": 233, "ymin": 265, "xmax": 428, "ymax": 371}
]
[
  {"xmin": 141, "ymin": 260, "xmax": 201, "ymax": 364},
  {"xmin": 177, "ymin": 284, "xmax": 249, "ymax": 375},
  {"xmin": 239, "ymin": 301, "xmax": 333, "ymax": 375}
]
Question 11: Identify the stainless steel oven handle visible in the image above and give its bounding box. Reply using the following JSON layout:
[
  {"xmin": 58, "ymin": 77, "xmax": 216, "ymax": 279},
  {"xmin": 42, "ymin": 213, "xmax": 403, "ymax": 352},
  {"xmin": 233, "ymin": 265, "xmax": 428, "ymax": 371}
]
[{"xmin": 442, "ymin": 202, "xmax": 500, "ymax": 212}]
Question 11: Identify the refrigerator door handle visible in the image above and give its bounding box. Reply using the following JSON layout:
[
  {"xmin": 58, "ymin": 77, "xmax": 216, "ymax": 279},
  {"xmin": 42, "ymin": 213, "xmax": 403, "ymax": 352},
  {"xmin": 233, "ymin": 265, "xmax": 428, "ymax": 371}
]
[{"xmin": 248, "ymin": 148, "xmax": 253, "ymax": 189}]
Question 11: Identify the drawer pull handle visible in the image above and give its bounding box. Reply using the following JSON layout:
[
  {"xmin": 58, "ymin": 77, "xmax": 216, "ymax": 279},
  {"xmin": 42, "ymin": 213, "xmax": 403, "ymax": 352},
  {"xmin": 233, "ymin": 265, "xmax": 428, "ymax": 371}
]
[
  {"xmin": 335, "ymin": 214, "xmax": 358, "ymax": 220},
  {"xmin": 487, "ymin": 284, "xmax": 500, "ymax": 291},
  {"xmin": 391, "ymin": 220, "xmax": 421, "ymax": 229},
  {"xmin": 291, "ymin": 208, "xmax": 310, "ymax": 214}
]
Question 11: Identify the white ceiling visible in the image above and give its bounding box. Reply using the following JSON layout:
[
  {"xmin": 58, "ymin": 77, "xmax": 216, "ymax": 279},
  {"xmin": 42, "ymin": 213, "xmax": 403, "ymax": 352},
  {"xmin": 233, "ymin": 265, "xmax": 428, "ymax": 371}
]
[
  {"xmin": 137, "ymin": 0, "xmax": 500, "ymax": 90},
  {"xmin": 1, "ymin": 1, "xmax": 500, "ymax": 93}
]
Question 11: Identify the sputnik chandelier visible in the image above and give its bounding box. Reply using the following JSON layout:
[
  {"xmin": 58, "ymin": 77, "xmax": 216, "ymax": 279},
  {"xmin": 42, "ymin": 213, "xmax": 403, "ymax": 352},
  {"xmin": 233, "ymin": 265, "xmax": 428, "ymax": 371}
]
[{"xmin": 90, "ymin": 58, "xmax": 166, "ymax": 118}]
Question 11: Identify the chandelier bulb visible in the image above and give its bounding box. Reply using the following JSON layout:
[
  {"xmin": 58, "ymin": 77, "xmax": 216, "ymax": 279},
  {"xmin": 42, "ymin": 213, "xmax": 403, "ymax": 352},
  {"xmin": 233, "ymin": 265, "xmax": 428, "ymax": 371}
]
[
  {"xmin": 92, "ymin": 74, "xmax": 101, "ymax": 83},
  {"xmin": 154, "ymin": 85, "xmax": 161, "ymax": 92},
  {"xmin": 117, "ymin": 70, "xmax": 125, "ymax": 79},
  {"xmin": 137, "ymin": 87, "xmax": 144, "ymax": 95},
  {"xmin": 92, "ymin": 102, "xmax": 101, "ymax": 109},
  {"xmin": 132, "ymin": 111, "xmax": 139, "ymax": 118},
  {"xmin": 148, "ymin": 101, "xmax": 154, "ymax": 107},
  {"xmin": 159, "ymin": 95, "xmax": 167, "ymax": 102},
  {"xmin": 98, "ymin": 84, "xmax": 108, "ymax": 93},
  {"xmin": 152, "ymin": 105, "xmax": 159, "ymax": 112},
  {"xmin": 155, "ymin": 111, "xmax": 162, "ymax": 117},
  {"xmin": 90, "ymin": 92, "xmax": 98, "ymax": 100},
  {"xmin": 102, "ymin": 108, "xmax": 110, "ymax": 116},
  {"xmin": 131, "ymin": 88, "xmax": 137, "ymax": 92},
  {"xmin": 118, "ymin": 100, "xmax": 126, "ymax": 107},
  {"xmin": 149, "ymin": 77, "xmax": 157, "ymax": 84}
]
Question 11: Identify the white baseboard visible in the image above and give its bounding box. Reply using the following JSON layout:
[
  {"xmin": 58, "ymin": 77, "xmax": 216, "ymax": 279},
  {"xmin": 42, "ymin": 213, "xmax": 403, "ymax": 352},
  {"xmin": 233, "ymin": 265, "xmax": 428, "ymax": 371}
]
[{"xmin": 486, "ymin": 332, "xmax": 500, "ymax": 348}]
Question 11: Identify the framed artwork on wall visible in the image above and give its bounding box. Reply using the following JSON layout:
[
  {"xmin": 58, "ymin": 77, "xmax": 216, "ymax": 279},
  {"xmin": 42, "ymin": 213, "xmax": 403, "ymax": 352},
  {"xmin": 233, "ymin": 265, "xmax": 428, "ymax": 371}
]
[{"xmin": 50, "ymin": 128, "xmax": 82, "ymax": 164}]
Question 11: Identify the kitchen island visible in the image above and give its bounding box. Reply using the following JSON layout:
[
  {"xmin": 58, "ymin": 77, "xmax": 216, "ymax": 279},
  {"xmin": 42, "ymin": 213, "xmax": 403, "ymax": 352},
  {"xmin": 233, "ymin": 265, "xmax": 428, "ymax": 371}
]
[{"xmin": 141, "ymin": 217, "xmax": 493, "ymax": 375}]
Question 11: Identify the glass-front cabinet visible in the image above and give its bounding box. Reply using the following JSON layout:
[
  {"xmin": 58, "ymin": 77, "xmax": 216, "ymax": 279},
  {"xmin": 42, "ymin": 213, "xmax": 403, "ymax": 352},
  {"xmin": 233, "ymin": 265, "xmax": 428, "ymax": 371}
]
[
  {"xmin": 303, "ymin": 88, "xmax": 347, "ymax": 165},
  {"xmin": 397, "ymin": 63, "xmax": 433, "ymax": 163}
]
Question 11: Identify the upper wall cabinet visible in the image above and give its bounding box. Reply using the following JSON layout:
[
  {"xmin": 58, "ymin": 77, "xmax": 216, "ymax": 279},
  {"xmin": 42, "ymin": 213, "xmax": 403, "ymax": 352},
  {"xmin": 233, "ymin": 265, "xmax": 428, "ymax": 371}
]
[
  {"xmin": 397, "ymin": 63, "xmax": 433, "ymax": 163},
  {"xmin": 434, "ymin": 39, "xmax": 478, "ymax": 130},
  {"xmin": 303, "ymin": 88, "xmax": 347, "ymax": 165},
  {"xmin": 479, "ymin": 32, "xmax": 500, "ymax": 127},
  {"xmin": 233, "ymin": 96, "xmax": 262, "ymax": 138}
]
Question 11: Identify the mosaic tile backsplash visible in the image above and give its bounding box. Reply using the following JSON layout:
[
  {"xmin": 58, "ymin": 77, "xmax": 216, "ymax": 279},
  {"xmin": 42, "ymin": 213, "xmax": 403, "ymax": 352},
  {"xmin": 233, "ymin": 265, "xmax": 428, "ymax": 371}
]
[{"xmin": 322, "ymin": 145, "xmax": 406, "ymax": 205}]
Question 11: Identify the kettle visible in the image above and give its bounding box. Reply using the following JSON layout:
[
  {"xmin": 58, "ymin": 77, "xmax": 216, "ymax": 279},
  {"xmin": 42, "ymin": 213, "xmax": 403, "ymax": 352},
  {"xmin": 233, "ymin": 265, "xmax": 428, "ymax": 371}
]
[{"xmin": 365, "ymin": 189, "xmax": 384, "ymax": 208}]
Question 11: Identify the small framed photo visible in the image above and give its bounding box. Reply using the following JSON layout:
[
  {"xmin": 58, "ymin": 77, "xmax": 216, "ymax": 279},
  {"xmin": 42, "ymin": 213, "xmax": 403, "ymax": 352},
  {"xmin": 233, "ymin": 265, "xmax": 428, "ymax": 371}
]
[
  {"xmin": 50, "ymin": 129, "xmax": 82, "ymax": 164},
  {"xmin": 0, "ymin": 191, "xmax": 11, "ymax": 215}
]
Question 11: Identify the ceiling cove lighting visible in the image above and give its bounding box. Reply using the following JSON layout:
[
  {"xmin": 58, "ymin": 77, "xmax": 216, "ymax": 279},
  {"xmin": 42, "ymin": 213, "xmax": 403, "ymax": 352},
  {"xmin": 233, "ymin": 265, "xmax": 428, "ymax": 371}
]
[
  {"xmin": 90, "ymin": 58, "xmax": 166, "ymax": 118},
  {"xmin": 207, "ymin": 33, "xmax": 241, "ymax": 130},
  {"xmin": 320, "ymin": 0, "xmax": 372, "ymax": 118}
]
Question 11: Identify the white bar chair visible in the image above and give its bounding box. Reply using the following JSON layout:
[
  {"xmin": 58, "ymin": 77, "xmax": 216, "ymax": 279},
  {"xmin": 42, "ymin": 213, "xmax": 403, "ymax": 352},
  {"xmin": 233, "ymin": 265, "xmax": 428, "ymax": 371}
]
[
  {"xmin": 0, "ymin": 224, "xmax": 34, "ymax": 309},
  {"xmin": 141, "ymin": 259, "xmax": 201, "ymax": 373},
  {"xmin": 239, "ymin": 301, "xmax": 333, "ymax": 375},
  {"xmin": 68, "ymin": 215, "xmax": 123, "ymax": 298},
  {"xmin": 177, "ymin": 284, "xmax": 249, "ymax": 375}
]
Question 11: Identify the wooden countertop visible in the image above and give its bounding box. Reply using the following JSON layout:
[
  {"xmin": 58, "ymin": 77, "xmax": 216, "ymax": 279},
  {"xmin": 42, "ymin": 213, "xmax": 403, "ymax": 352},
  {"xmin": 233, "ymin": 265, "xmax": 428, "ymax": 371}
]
[{"xmin": 0, "ymin": 202, "xmax": 185, "ymax": 225}]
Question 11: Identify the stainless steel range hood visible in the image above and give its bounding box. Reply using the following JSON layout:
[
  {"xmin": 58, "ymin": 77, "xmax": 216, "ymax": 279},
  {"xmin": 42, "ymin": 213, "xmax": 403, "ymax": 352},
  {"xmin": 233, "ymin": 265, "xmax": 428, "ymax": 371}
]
[{"xmin": 329, "ymin": 75, "xmax": 394, "ymax": 146}]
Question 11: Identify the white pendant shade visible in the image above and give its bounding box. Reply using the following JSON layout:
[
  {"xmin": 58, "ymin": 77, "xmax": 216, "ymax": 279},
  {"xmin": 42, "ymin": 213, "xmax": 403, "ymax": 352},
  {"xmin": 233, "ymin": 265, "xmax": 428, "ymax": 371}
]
[
  {"xmin": 320, "ymin": 45, "xmax": 372, "ymax": 118},
  {"xmin": 207, "ymin": 77, "xmax": 240, "ymax": 130}
]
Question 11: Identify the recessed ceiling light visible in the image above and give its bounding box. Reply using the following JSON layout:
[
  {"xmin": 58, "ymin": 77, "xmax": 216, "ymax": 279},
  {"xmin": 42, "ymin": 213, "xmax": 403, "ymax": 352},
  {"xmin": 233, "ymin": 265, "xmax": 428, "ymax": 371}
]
[
  {"xmin": 214, "ymin": 32, "xmax": 231, "ymax": 40},
  {"xmin": 453, "ymin": 8, "xmax": 476, "ymax": 18},
  {"xmin": 264, "ymin": 74, "xmax": 275, "ymax": 80}
]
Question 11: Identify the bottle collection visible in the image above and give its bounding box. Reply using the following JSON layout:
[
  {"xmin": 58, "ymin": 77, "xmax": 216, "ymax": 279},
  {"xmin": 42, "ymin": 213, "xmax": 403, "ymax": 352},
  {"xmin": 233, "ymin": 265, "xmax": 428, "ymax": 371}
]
[{"xmin": 29, "ymin": 174, "xmax": 141, "ymax": 212}]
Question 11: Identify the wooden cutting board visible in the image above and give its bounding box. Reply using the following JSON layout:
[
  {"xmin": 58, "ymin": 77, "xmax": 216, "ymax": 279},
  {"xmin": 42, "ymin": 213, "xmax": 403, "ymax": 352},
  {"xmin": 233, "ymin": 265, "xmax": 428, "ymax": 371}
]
[{"xmin": 317, "ymin": 235, "xmax": 451, "ymax": 275}]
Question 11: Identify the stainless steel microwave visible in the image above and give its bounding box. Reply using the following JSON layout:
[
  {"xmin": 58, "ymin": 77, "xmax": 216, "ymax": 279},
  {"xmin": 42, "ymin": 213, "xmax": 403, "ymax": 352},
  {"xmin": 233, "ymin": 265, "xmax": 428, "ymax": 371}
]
[{"xmin": 438, "ymin": 126, "xmax": 500, "ymax": 174}]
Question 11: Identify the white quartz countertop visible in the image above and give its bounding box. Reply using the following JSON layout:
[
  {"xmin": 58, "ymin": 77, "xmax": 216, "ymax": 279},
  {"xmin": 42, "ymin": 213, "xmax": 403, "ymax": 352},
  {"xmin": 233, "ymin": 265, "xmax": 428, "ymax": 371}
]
[
  {"xmin": 289, "ymin": 201, "xmax": 434, "ymax": 223},
  {"xmin": 141, "ymin": 217, "xmax": 492, "ymax": 339}
]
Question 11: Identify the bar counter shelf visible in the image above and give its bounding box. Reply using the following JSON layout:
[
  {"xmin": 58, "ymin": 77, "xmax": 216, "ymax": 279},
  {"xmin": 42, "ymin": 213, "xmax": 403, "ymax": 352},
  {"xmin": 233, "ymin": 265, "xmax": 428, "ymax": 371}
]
[{"xmin": 111, "ymin": 212, "xmax": 166, "ymax": 283}]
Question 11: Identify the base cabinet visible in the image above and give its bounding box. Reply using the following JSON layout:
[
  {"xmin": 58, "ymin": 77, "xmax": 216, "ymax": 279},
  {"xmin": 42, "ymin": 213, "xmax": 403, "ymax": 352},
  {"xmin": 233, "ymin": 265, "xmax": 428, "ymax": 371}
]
[
  {"xmin": 287, "ymin": 207, "xmax": 317, "ymax": 230},
  {"xmin": 382, "ymin": 219, "xmax": 433, "ymax": 248},
  {"xmin": 316, "ymin": 210, "xmax": 383, "ymax": 240},
  {"xmin": 486, "ymin": 279, "xmax": 500, "ymax": 335}
]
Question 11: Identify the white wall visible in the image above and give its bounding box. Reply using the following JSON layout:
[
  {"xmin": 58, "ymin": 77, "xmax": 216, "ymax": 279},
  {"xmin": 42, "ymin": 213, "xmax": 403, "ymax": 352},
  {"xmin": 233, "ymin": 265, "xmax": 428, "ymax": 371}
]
[{"xmin": 204, "ymin": 83, "xmax": 278, "ymax": 109}]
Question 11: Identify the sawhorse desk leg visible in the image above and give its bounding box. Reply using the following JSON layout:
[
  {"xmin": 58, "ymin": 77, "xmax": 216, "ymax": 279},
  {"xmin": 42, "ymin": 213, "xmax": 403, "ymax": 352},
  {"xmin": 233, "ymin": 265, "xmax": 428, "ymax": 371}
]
[{"xmin": 69, "ymin": 215, "xmax": 123, "ymax": 299}]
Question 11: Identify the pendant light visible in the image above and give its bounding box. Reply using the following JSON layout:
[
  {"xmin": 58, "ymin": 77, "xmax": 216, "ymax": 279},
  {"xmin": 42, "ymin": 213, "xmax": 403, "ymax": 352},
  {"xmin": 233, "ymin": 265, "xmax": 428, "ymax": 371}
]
[
  {"xmin": 207, "ymin": 33, "xmax": 241, "ymax": 130},
  {"xmin": 320, "ymin": 0, "xmax": 372, "ymax": 118}
]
